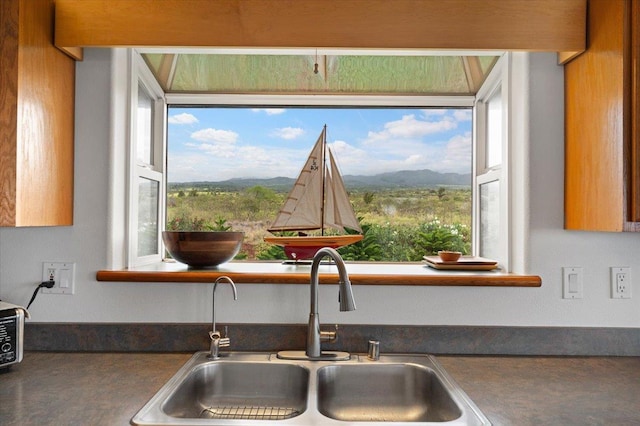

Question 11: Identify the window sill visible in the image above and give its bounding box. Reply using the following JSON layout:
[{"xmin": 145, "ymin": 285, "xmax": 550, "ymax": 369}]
[{"xmin": 96, "ymin": 261, "xmax": 541, "ymax": 287}]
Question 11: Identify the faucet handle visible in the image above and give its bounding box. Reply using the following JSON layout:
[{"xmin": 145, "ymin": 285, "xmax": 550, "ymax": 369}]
[
  {"xmin": 209, "ymin": 330, "xmax": 231, "ymax": 347},
  {"xmin": 320, "ymin": 324, "xmax": 338, "ymax": 343}
]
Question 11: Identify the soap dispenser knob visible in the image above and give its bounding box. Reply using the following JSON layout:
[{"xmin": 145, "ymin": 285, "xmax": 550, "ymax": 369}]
[{"xmin": 367, "ymin": 339, "xmax": 380, "ymax": 361}]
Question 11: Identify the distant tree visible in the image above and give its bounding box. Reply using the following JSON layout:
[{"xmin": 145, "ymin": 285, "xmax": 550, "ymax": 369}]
[
  {"xmin": 363, "ymin": 192, "xmax": 375, "ymax": 205},
  {"xmin": 240, "ymin": 186, "xmax": 280, "ymax": 219},
  {"xmin": 246, "ymin": 185, "xmax": 279, "ymax": 201},
  {"xmin": 177, "ymin": 190, "xmax": 186, "ymax": 197},
  {"xmin": 437, "ymin": 187, "xmax": 446, "ymax": 199}
]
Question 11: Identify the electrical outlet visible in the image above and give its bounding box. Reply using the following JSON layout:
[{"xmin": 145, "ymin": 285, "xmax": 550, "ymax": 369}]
[
  {"xmin": 41, "ymin": 262, "xmax": 76, "ymax": 295},
  {"xmin": 610, "ymin": 267, "xmax": 631, "ymax": 299}
]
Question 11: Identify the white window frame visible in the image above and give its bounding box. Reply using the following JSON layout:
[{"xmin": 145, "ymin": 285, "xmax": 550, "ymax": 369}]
[
  {"xmin": 110, "ymin": 49, "xmax": 529, "ymax": 273},
  {"xmin": 473, "ymin": 54, "xmax": 510, "ymax": 270},
  {"xmin": 127, "ymin": 51, "xmax": 167, "ymax": 267}
]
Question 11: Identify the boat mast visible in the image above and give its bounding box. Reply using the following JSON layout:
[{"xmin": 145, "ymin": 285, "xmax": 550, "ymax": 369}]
[{"xmin": 320, "ymin": 124, "xmax": 327, "ymax": 236}]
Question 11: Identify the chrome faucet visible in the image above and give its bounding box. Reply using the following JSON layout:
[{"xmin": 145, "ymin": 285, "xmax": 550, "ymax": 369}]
[
  {"xmin": 207, "ymin": 276, "xmax": 237, "ymax": 360},
  {"xmin": 278, "ymin": 247, "xmax": 356, "ymax": 361}
]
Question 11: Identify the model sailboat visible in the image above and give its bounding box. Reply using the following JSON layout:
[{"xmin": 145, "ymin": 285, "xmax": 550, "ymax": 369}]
[{"xmin": 265, "ymin": 126, "xmax": 363, "ymax": 259}]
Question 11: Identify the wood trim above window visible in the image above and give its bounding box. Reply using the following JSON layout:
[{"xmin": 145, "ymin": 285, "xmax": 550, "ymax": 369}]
[{"xmin": 55, "ymin": 0, "xmax": 586, "ymax": 53}]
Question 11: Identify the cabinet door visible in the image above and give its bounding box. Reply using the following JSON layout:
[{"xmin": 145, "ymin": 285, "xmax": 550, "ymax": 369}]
[
  {"xmin": 0, "ymin": 0, "xmax": 75, "ymax": 227},
  {"xmin": 631, "ymin": 0, "xmax": 640, "ymax": 223},
  {"xmin": 565, "ymin": 0, "xmax": 640, "ymax": 231}
]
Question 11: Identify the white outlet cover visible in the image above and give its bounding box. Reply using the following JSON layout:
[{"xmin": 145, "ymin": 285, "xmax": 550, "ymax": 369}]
[
  {"xmin": 41, "ymin": 262, "xmax": 76, "ymax": 295},
  {"xmin": 610, "ymin": 267, "xmax": 631, "ymax": 299}
]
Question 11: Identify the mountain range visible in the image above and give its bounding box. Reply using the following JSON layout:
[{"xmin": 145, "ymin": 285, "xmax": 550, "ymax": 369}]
[{"xmin": 169, "ymin": 169, "xmax": 471, "ymax": 191}]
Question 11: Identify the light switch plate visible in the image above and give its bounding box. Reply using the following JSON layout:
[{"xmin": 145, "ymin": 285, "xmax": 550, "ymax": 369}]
[{"xmin": 562, "ymin": 267, "xmax": 583, "ymax": 299}]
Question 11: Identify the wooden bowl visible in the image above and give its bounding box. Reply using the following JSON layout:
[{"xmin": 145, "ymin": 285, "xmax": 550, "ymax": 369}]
[
  {"xmin": 438, "ymin": 250, "xmax": 462, "ymax": 262},
  {"xmin": 162, "ymin": 231, "xmax": 244, "ymax": 267}
]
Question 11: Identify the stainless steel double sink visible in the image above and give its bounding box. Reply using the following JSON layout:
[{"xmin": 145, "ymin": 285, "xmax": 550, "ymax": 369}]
[{"xmin": 132, "ymin": 351, "xmax": 491, "ymax": 425}]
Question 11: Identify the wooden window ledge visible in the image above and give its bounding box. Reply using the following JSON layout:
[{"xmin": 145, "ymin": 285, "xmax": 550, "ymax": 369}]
[{"xmin": 96, "ymin": 261, "xmax": 541, "ymax": 287}]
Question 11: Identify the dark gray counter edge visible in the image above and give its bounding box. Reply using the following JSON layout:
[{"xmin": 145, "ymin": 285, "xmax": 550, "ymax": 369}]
[{"xmin": 24, "ymin": 323, "xmax": 640, "ymax": 356}]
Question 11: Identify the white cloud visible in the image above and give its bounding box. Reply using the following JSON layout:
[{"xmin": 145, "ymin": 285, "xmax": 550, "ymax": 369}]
[
  {"xmin": 251, "ymin": 108, "xmax": 286, "ymax": 115},
  {"xmin": 328, "ymin": 140, "xmax": 438, "ymax": 176},
  {"xmin": 168, "ymin": 112, "xmax": 199, "ymax": 124},
  {"xmin": 169, "ymin": 110, "xmax": 473, "ymax": 181},
  {"xmin": 404, "ymin": 154, "xmax": 424, "ymax": 165},
  {"xmin": 442, "ymin": 132, "xmax": 472, "ymax": 171},
  {"xmin": 190, "ymin": 128, "xmax": 239, "ymax": 144},
  {"xmin": 166, "ymin": 152, "xmax": 214, "ymax": 182},
  {"xmin": 234, "ymin": 145, "xmax": 302, "ymax": 177},
  {"xmin": 171, "ymin": 132, "xmax": 470, "ymax": 182},
  {"xmin": 171, "ymin": 143, "xmax": 310, "ymax": 182},
  {"xmin": 453, "ymin": 110, "xmax": 472, "ymax": 121},
  {"xmin": 185, "ymin": 142, "xmax": 236, "ymax": 158},
  {"xmin": 326, "ymin": 140, "xmax": 368, "ymax": 170},
  {"xmin": 270, "ymin": 127, "xmax": 304, "ymax": 140},
  {"xmin": 364, "ymin": 114, "xmax": 457, "ymax": 145}
]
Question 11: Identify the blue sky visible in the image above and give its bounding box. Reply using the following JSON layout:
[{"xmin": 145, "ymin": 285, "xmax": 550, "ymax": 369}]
[{"xmin": 167, "ymin": 107, "xmax": 472, "ymax": 183}]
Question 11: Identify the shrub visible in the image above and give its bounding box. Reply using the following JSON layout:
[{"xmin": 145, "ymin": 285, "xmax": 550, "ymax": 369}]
[
  {"xmin": 413, "ymin": 219, "xmax": 470, "ymax": 257},
  {"xmin": 338, "ymin": 222, "xmax": 383, "ymax": 261},
  {"xmin": 166, "ymin": 215, "xmax": 233, "ymax": 232}
]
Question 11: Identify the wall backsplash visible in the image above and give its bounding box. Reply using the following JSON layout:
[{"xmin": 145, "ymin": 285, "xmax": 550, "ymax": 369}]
[{"xmin": 24, "ymin": 323, "xmax": 640, "ymax": 356}]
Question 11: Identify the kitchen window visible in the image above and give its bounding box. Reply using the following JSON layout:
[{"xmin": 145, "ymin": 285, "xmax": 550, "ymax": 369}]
[
  {"xmin": 118, "ymin": 50, "xmax": 524, "ymax": 273},
  {"xmin": 164, "ymin": 104, "xmax": 473, "ymax": 263},
  {"xmin": 473, "ymin": 54, "xmax": 510, "ymax": 267},
  {"xmin": 126, "ymin": 53, "xmax": 167, "ymax": 266}
]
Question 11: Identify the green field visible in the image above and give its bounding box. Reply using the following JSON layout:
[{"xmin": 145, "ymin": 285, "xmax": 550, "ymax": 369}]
[{"xmin": 166, "ymin": 185, "xmax": 472, "ymax": 261}]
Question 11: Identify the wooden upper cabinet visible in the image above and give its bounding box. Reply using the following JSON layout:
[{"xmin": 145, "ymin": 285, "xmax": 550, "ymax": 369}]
[
  {"xmin": 0, "ymin": 0, "xmax": 75, "ymax": 227},
  {"xmin": 54, "ymin": 0, "xmax": 586, "ymax": 52},
  {"xmin": 565, "ymin": 0, "xmax": 640, "ymax": 232},
  {"xmin": 631, "ymin": 0, "xmax": 640, "ymax": 224}
]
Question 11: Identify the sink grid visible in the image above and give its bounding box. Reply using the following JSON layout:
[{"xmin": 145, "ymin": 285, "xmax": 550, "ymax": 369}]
[{"xmin": 200, "ymin": 405, "xmax": 300, "ymax": 420}]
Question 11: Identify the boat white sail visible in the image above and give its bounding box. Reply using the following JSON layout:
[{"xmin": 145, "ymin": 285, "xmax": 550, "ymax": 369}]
[
  {"xmin": 325, "ymin": 149, "xmax": 363, "ymax": 233},
  {"xmin": 265, "ymin": 126, "xmax": 363, "ymax": 259}
]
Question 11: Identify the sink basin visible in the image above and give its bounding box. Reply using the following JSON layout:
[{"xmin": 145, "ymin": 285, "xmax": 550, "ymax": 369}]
[
  {"xmin": 317, "ymin": 363, "xmax": 461, "ymax": 422},
  {"xmin": 131, "ymin": 352, "xmax": 491, "ymax": 426},
  {"xmin": 163, "ymin": 361, "xmax": 309, "ymax": 420}
]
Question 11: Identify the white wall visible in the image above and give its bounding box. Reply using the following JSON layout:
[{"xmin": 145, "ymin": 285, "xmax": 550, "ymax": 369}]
[{"xmin": 1, "ymin": 50, "xmax": 639, "ymax": 328}]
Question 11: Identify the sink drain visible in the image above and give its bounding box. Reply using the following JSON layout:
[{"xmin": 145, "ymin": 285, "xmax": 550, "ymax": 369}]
[{"xmin": 200, "ymin": 406, "xmax": 301, "ymax": 420}]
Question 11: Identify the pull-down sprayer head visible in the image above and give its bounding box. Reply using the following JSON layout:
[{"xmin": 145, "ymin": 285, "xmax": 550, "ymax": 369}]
[
  {"xmin": 311, "ymin": 247, "xmax": 356, "ymax": 313},
  {"xmin": 338, "ymin": 275, "xmax": 356, "ymax": 312}
]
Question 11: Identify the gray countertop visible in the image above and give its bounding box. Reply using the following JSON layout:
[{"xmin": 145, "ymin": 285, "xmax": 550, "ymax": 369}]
[{"xmin": 1, "ymin": 352, "xmax": 639, "ymax": 425}]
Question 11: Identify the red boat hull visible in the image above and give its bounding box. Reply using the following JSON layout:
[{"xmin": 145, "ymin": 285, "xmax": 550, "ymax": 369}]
[{"xmin": 264, "ymin": 235, "xmax": 363, "ymax": 260}]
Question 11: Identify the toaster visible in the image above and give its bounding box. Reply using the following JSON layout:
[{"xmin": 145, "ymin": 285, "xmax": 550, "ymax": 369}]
[{"xmin": 0, "ymin": 301, "xmax": 29, "ymax": 368}]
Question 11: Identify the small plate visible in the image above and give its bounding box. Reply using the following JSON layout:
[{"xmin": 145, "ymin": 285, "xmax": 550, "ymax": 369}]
[{"xmin": 423, "ymin": 255, "xmax": 499, "ymax": 271}]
